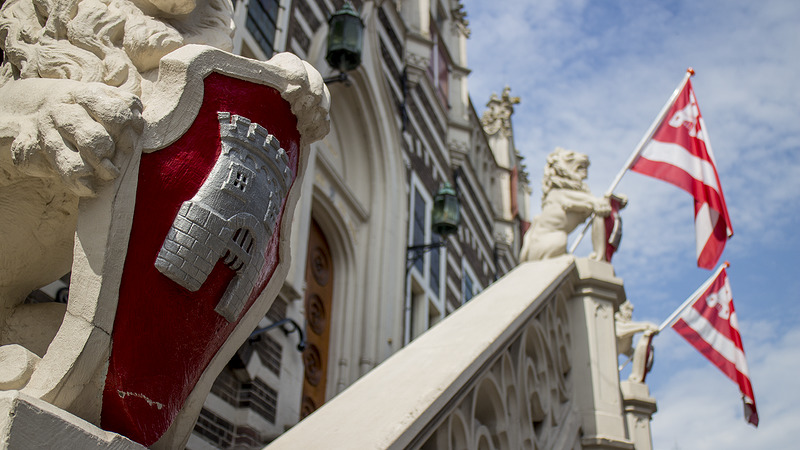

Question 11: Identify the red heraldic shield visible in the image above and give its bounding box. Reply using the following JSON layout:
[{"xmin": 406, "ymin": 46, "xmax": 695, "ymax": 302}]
[{"xmin": 101, "ymin": 72, "xmax": 301, "ymax": 445}]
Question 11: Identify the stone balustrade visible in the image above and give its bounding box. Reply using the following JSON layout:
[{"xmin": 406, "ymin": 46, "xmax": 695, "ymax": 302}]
[{"xmin": 266, "ymin": 256, "xmax": 655, "ymax": 450}]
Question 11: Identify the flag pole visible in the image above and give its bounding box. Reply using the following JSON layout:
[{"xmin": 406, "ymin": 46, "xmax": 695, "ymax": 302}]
[
  {"xmin": 619, "ymin": 259, "xmax": 729, "ymax": 372},
  {"xmin": 605, "ymin": 68, "xmax": 696, "ymax": 197},
  {"xmin": 656, "ymin": 260, "xmax": 729, "ymax": 332},
  {"xmin": 569, "ymin": 68, "xmax": 696, "ymax": 254}
]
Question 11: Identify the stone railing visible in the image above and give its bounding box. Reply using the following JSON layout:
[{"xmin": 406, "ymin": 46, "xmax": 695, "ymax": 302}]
[{"xmin": 266, "ymin": 256, "xmax": 654, "ymax": 449}]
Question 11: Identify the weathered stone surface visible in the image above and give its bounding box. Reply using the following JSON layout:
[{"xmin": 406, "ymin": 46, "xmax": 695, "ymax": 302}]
[
  {"xmin": 0, "ymin": 391, "xmax": 145, "ymax": 449},
  {"xmin": 267, "ymin": 258, "xmax": 646, "ymax": 450},
  {"xmin": 0, "ymin": 0, "xmax": 329, "ymax": 448}
]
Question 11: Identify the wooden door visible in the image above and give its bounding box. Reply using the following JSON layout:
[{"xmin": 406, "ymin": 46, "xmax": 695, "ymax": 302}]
[{"xmin": 300, "ymin": 219, "xmax": 334, "ymax": 418}]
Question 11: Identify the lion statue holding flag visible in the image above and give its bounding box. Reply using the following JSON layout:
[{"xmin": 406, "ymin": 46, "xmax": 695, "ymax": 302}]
[{"xmin": 520, "ymin": 147, "xmax": 625, "ymax": 262}]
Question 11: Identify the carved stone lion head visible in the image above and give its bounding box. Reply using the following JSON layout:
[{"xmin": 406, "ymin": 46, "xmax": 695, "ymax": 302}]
[
  {"xmin": 0, "ymin": 0, "xmax": 234, "ymax": 98},
  {"xmin": 0, "ymin": 0, "xmax": 237, "ymax": 305},
  {"xmin": 0, "ymin": 1, "xmax": 330, "ymax": 445},
  {"xmin": 541, "ymin": 147, "xmax": 590, "ymax": 197}
]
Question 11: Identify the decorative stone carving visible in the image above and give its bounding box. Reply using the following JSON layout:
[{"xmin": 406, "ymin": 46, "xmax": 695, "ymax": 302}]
[
  {"xmin": 404, "ymin": 53, "xmax": 431, "ymax": 69},
  {"xmin": 0, "ymin": 0, "xmax": 329, "ymax": 447},
  {"xmin": 447, "ymin": 138, "xmax": 470, "ymax": 154},
  {"xmin": 451, "ymin": 1, "xmax": 470, "ymax": 37},
  {"xmin": 494, "ymin": 229, "xmax": 514, "ymax": 246},
  {"xmin": 480, "ymin": 86, "xmax": 520, "ymax": 137},
  {"xmin": 0, "ymin": 0, "xmax": 236, "ymax": 381},
  {"xmin": 417, "ymin": 293, "xmax": 575, "ymax": 450},
  {"xmin": 615, "ymin": 301, "xmax": 657, "ymax": 383},
  {"xmin": 519, "ymin": 148, "xmax": 622, "ymax": 262},
  {"xmin": 155, "ymin": 113, "xmax": 292, "ymax": 322},
  {"xmin": 266, "ymin": 258, "xmax": 640, "ymax": 449}
]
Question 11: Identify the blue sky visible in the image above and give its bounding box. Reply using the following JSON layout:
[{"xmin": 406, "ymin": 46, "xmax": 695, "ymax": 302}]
[{"xmin": 460, "ymin": 0, "xmax": 799, "ymax": 447}]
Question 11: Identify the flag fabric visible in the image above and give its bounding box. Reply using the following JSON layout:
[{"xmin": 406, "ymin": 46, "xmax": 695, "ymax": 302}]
[
  {"xmin": 631, "ymin": 78, "xmax": 732, "ymax": 269},
  {"xmin": 671, "ymin": 267, "xmax": 759, "ymax": 426}
]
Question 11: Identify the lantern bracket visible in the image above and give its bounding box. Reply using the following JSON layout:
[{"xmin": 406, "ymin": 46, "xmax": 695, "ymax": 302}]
[
  {"xmin": 406, "ymin": 239, "xmax": 447, "ymax": 272},
  {"xmin": 405, "ymin": 176, "xmax": 462, "ymax": 272},
  {"xmin": 249, "ymin": 318, "xmax": 306, "ymax": 352},
  {"xmin": 323, "ymin": 72, "xmax": 351, "ymax": 85}
]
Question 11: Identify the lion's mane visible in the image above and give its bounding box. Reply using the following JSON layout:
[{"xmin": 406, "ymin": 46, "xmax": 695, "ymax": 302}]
[
  {"xmin": 541, "ymin": 147, "xmax": 590, "ymax": 198},
  {"xmin": 0, "ymin": 0, "xmax": 234, "ymax": 98}
]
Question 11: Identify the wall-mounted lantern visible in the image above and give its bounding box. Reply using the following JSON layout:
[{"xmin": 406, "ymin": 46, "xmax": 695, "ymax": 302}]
[
  {"xmin": 324, "ymin": 1, "xmax": 364, "ymax": 84},
  {"xmin": 407, "ymin": 182, "xmax": 461, "ymax": 271},
  {"xmin": 431, "ymin": 182, "xmax": 460, "ymax": 238}
]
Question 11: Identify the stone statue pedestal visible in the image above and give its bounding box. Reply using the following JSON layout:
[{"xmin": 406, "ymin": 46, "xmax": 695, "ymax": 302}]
[
  {"xmin": 567, "ymin": 258, "xmax": 634, "ymax": 449},
  {"xmin": 620, "ymin": 381, "xmax": 657, "ymax": 450},
  {"xmin": 0, "ymin": 390, "xmax": 143, "ymax": 449}
]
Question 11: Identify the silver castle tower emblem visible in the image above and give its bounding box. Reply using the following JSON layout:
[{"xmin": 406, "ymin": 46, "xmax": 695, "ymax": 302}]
[{"xmin": 155, "ymin": 112, "xmax": 293, "ymax": 322}]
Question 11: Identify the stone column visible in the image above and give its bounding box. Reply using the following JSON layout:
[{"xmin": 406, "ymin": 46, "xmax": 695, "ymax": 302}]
[
  {"xmin": 620, "ymin": 381, "xmax": 658, "ymax": 450},
  {"xmin": 567, "ymin": 259, "xmax": 634, "ymax": 449}
]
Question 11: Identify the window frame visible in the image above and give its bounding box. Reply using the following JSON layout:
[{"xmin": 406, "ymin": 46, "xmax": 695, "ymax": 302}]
[
  {"xmin": 461, "ymin": 259, "xmax": 481, "ymax": 304},
  {"xmin": 405, "ymin": 175, "xmax": 447, "ymax": 342},
  {"xmin": 427, "ymin": 17, "xmax": 450, "ymax": 107}
]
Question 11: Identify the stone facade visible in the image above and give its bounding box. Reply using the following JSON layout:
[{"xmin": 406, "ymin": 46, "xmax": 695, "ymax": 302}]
[{"xmin": 186, "ymin": 0, "xmax": 534, "ymax": 447}]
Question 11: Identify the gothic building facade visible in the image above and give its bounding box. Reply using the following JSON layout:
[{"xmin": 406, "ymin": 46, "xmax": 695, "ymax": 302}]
[{"xmin": 173, "ymin": 1, "xmax": 530, "ymax": 448}]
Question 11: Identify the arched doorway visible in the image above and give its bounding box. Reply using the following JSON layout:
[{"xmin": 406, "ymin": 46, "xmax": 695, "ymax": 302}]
[{"xmin": 300, "ymin": 219, "xmax": 334, "ymax": 417}]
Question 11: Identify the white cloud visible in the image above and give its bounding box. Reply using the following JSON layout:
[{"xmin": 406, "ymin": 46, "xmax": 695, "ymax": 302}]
[
  {"xmin": 462, "ymin": 0, "xmax": 800, "ymax": 444},
  {"xmin": 462, "ymin": 0, "xmax": 800, "ymax": 283}
]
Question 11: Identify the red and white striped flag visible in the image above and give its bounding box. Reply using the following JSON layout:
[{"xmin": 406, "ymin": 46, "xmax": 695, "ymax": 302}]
[
  {"xmin": 672, "ymin": 267, "xmax": 759, "ymax": 426},
  {"xmin": 631, "ymin": 77, "xmax": 732, "ymax": 269}
]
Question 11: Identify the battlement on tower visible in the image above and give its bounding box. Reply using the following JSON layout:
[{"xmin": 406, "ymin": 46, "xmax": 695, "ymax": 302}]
[
  {"xmin": 218, "ymin": 112, "xmax": 293, "ymax": 193},
  {"xmin": 155, "ymin": 112, "xmax": 295, "ymax": 322}
]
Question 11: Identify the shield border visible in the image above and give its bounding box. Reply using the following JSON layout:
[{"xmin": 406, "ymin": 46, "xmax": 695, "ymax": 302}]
[{"xmin": 19, "ymin": 45, "xmax": 329, "ymax": 449}]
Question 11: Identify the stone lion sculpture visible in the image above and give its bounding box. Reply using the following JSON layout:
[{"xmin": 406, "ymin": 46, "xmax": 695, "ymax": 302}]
[
  {"xmin": 615, "ymin": 301, "xmax": 658, "ymax": 383},
  {"xmin": 0, "ymin": 0, "xmax": 329, "ymax": 446},
  {"xmin": 0, "ymin": 0, "xmax": 234, "ymax": 273},
  {"xmin": 520, "ymin": 147, "xmax": 622, "ymax": 262},
  {"xmin": 0, "ymin": 0, "xmax": 235, "ymax": 380}
]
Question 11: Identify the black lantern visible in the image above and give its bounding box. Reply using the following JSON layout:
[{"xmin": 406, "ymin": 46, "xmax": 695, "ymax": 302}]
[
  {"xmin": 325, "ymin": 1, "xmax": 364, "ymax": 73},
  {"xmin": 432, "ymin": 182, "xmax": 460, "ymax": 237},
  {"xmin": 406, "ymin": 181, "xmax": 460, "ymax": 271}
]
